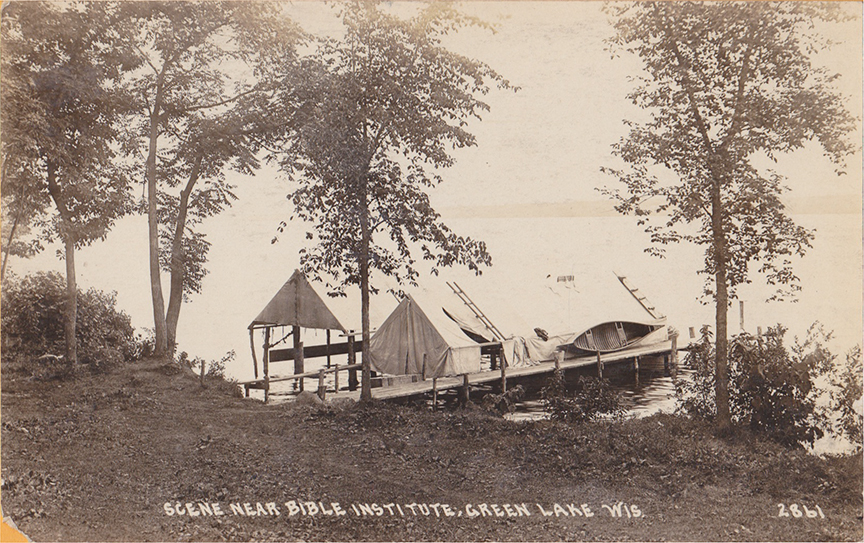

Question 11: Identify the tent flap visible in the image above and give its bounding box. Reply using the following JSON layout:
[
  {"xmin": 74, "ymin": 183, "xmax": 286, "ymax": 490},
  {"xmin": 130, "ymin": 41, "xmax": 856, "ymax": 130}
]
[{"xmin": 369, "ymin": 296, "xmax": 481, "ymax": 379}]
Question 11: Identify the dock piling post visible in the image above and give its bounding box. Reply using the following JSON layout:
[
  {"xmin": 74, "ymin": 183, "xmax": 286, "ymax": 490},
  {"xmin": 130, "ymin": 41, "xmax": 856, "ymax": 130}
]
[
  {"xmin": 670, "ymin": 333, "xmax": 679, "ymax": 381},
  {"xmin": 432, "ymin": 378, "xmax": 438, "ymax": 411},
  {"xmin": 500, "ymin": 361, "xmax": 507, "ymax": 393},
  {"xmin": 596, "ymin": 350, "xmax": 603, "ymax": 379},
  {"xmin": 317, "ymin": 368, "xmax": 326, "ymax": 401},
  {"xmin": 634, "ymin": 356, "xmax": 640, "ymax": 387},
  {"xmin": 334, "ymin": 364, "xmax": 340, "ymax": 393},
  {"xmin": 459, "ymin": 374, "xmax": 470, "ymax": 407}
]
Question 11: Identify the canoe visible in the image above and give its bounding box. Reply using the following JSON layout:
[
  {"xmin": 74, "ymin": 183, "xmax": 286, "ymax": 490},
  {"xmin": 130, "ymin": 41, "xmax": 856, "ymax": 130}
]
[{"xmin": 562, "ymin": 321, "xmax": 659, "ymax": 355}]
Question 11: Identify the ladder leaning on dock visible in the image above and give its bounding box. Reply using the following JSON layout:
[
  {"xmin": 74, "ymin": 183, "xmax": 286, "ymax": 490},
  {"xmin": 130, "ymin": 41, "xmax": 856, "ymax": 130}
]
[
  {"xmin": 613, "ymin": 271, "xmax": 663, "ymax": 320},
  {"xmin": 446, "ymin": 282, "xmax": 506, "ymax": 342}
]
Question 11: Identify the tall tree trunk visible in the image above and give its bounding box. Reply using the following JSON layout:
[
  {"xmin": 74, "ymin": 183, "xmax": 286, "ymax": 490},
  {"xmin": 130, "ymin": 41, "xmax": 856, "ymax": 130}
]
[
  {"xmin": 359, "ymin": 173, "xmax": 372, "ymax": 403},
  {"xmin": 165, "ymin": 154, "xmax": 203, "ymax": 355},
  {"xmin": 0, "ymin": 163, "xmax": 24, "ymax": 282},
  {"xmin": 62, "ymin": 233, "xmax": 78, "ymax": 365},
  {"xmin": 45, "ymin": 160, "xmax": 77, "ymax": 364},
  {"xmin": 146, "ymin": 85, "xmax": 168, "ymax": 357},
  {"xmin": 711, "ymin": 176, "xmax": 731, "ymax": 433}
]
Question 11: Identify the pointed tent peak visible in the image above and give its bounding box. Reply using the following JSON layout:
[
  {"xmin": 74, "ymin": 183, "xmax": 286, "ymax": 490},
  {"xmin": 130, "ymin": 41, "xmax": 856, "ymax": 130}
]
[{"xmin": 249, "ymin": 269, "xmax": 345, "ymax": 331}]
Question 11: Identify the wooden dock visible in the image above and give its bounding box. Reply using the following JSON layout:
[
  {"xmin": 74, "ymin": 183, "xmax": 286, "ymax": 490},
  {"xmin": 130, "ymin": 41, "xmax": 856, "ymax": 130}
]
[{"xmin": 246, "ymin": 338, "xmax": 676, "ymax": 404}]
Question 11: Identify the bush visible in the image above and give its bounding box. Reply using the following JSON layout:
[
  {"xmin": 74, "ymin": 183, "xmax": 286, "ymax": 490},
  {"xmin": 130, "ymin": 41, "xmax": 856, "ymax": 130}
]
[
  {"xmin": 541, "ymin": 369, "xmax": 627, "ymax": 424},
  {"xmin": 829, "ymin": 345, "xmax": 863, "ymax": 451},
  {"xmin": 481, "ymin": 385, "xmax": 525, "ymax": 415},
  {"xmin": 1, "ymin": 271, "xmax": 144, "ymax": 376},
  {"xmin": 676, "ymin": 323, "xmax": 832, "ymax": 448}
]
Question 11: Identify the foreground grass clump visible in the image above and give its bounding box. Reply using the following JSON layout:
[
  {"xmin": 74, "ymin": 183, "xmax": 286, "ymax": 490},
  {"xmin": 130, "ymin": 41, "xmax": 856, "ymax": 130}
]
[{"xmin": 2, "ymin": 357, "xmax": 861, "ymax": 542}]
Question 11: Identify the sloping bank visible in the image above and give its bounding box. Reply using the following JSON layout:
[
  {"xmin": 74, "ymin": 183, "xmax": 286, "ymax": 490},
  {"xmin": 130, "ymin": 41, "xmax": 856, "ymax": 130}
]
[{"xmin": 1, "ymin": 357, "xmax": 861, "ymax": 542}]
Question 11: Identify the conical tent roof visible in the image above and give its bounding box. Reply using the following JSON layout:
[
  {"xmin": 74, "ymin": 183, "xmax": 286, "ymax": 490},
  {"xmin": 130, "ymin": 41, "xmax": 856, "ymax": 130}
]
[{"xmin": 249, "ymin": 270, "xmax": 345, "ymax": 331}]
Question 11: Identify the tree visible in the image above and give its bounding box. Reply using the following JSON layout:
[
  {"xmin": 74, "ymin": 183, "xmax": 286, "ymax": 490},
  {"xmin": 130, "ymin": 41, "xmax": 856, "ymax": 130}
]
[
  {"xmin": 277, "ymin": 2, "xmax": 514, "ymax": 402},
  {"xmin": 1, "ymin": 1, "xmax": 133, "ymax": 363},
  {"xmin": 602, "ymin": 2, "xmax": 856, "ymax": 432},
  {"xmin": 118, "ymin": 1, "xmax": 303, "ymax": 356}
]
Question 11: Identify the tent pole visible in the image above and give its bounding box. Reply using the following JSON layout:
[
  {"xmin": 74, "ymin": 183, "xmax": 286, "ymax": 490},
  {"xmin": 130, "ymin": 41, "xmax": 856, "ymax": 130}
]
[
  {"xmin": 263, "ymin": 327, "xmax": 271, "ymax": 403},
  {"xmin": 249, "ymin": 328, "xmax": 258, "ymax": 380},
  {"xmin": 293, "ymin": 325, "xmax": 303, "ymax": 376},
  {"xmin": 348, "ymin": 331, "xmax": 358, "ymax": 391}
]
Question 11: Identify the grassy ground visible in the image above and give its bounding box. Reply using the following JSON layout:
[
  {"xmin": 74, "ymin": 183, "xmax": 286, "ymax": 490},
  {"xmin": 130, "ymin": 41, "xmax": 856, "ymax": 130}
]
[{"xmin": 2, "ymin": 357, "xmax": 861, "ymax": 542}]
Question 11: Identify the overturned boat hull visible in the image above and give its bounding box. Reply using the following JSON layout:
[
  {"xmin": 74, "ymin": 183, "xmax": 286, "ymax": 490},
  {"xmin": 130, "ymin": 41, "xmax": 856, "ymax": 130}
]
[{"xmin": 562, "ymin": 321, "xmax": 659, "ymax": 355}]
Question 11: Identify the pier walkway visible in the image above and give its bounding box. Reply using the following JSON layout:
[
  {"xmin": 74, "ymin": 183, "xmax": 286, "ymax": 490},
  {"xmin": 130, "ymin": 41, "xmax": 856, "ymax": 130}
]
[{"xmin": 260, "ymin": 339, "xmax": 675, "ymax": 403}]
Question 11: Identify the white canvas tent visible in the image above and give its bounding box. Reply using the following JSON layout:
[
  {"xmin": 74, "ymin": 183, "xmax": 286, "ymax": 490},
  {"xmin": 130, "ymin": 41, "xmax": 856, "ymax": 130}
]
[
  {"xmin": 404, "ymin": 269, "xmax": 668, "ymax": 365},
  {"xmin": 369, "ymin": 295, "xmax": 482, "ymax": 379}
]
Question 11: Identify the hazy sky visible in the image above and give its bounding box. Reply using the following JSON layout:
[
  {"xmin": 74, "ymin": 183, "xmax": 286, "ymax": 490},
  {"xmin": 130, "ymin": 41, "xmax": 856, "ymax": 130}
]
[{"xmin": 8, "ymin": 2, "xmax": 862, "ymax": 375}]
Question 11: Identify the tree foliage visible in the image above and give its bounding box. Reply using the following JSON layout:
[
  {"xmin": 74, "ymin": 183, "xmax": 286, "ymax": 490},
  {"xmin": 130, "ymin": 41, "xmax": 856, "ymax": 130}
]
[
  {"xmin": 118, "ymin": 1, "xmax": 304, "ymax": 355},
  {"xmin": 676, "ymin": 324, "xmax": 835, "ymax": 448},
  {"xmin": 1, "ymin": 1, "xmax": 135, "ymax": 363},
  {"xmin": 603, "ymin": 2, "xmax": 857, "ymax": 431},
  {"xmin": 276, "ymin": 1, "xmax": 513, "ymax": 401}
]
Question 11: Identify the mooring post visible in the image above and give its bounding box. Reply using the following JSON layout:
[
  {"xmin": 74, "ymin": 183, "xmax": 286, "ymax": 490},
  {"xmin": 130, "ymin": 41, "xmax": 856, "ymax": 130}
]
[
  {"xmin": 317, "ymin": 368, "xmax": 326, "ymax": 401},
  {"xmin": 432, "ymin": 378, "xmax": 438, "ymax": 411},
  {"xmin": 347, "ymin": 331, "xmax": 358, "ymax": 391},
  {"xmin": 596, "ymin": 350, "xmax": 603, "ymax": 379},
  {"xmin": 334, "ymin": 364, "xmax": 340, "ymax": 393},
  {"xmin": 263, "ymin": 327, "xmax": 271, "ymax": 403},
  {"xmin": 459, "ymin": 374, "xmax": 470, "ymax": 407},
  {"xmin": 634, "ymin": 356, "xmax": 640, "ymax": 387},
  {"xmin": 670, "ymin": 333, "xmax": 679, "ymax": 381},
  {"xmin": 500, "ymin": 361, "xmax": 507, "ymax": 393}
]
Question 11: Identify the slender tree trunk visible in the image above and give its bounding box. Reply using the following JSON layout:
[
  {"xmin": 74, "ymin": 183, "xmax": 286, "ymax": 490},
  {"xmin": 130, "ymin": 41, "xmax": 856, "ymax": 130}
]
[
  {"xmin": 711, "ymin": 175, "xmax": 731, "ymax": 433},
  {"xmin": 359, "ymin": 172, "xmax": 372, "ymax": 403},
  {"xmin": 1, "ymin": 164, "xmax": 25, "ymax": 282},
  {"xmin": 1, "ymin": 204, "xmax": 21, "ymax": 282},
  {"xmin": 165, "ymin": 154, "xmax": 203, "ymax": 355},
  {"xmin": 62, "ymin": 233, "xmax": 78, "ymax": 365},
  {"xmin": 45, "ymin": 160, "xmax": 77, "ymax": 364},
  {"xmin": 146, "ymin": 85, "xmax": 168, "ymax": 357}
]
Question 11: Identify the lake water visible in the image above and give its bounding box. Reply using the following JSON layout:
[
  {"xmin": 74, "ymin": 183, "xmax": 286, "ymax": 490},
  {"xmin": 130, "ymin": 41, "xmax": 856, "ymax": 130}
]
[{"xmin": 6, "ymin": 210, "xmax": 861, "ymax": 382}]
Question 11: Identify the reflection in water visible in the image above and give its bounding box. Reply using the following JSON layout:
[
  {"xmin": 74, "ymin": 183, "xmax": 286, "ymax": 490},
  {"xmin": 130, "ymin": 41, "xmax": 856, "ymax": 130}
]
[{"xmin": 505, "ymin": 370, "xmax": 694, "ymax": 422}]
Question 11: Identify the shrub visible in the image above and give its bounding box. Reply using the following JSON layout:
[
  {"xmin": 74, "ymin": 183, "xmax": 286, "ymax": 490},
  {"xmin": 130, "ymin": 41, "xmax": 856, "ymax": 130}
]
[
  {"xmin": 1, "ymin": 271, "xmax": 143, "ymax": 376},
  {"xmin": 541, "ymin": 369, "xmax": 626, "ymax": 424},
  {"xmin": 829, "ymin": 345, "xmax": 863, "ymax": 451},
  {"xmin": 676, "ymin": 323, "xmax": 832, "ymax": 448},
  {"xmin": 481, "ymin": 385, "xmax": 525, "ymax": 415}
]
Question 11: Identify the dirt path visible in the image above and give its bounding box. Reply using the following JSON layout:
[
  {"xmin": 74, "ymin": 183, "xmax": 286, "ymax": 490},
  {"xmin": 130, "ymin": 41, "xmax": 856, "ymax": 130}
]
[{"xmin": 2, "ymin": 358, "xmax": 861, "ymax": 541}]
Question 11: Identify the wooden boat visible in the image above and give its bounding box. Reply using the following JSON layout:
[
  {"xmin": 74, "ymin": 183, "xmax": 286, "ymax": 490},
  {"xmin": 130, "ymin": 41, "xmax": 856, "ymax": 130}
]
[{"xmin": 562, "ymin": 321, "xmax": 660, "ymax": 355}]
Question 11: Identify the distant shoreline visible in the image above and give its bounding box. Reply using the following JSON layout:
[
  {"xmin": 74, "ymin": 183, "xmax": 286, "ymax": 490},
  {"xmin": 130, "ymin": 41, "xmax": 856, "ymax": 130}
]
[{"xmin": 440, "ymin": 195, "xmax": 862, "ymax": 219}]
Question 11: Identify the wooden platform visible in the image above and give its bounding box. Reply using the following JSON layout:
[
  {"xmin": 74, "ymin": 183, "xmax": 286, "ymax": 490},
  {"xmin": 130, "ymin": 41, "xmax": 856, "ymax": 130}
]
[{"xmin": 262, "ymin": 339, "xmax": 674, "ymax": 403}]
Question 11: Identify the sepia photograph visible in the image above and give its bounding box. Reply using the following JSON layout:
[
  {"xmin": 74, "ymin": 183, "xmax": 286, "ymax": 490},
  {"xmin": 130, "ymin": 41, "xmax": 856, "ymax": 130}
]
[{"xmin": 1, "ymin": 1, "xmax": 862, "ymax": 541}]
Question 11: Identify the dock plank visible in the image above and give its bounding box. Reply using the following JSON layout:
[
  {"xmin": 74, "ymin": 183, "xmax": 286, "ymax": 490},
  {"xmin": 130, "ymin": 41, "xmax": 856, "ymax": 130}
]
[{"xmin": 315, "ymin": 339, "xmax": 673, "ymax": 403}]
